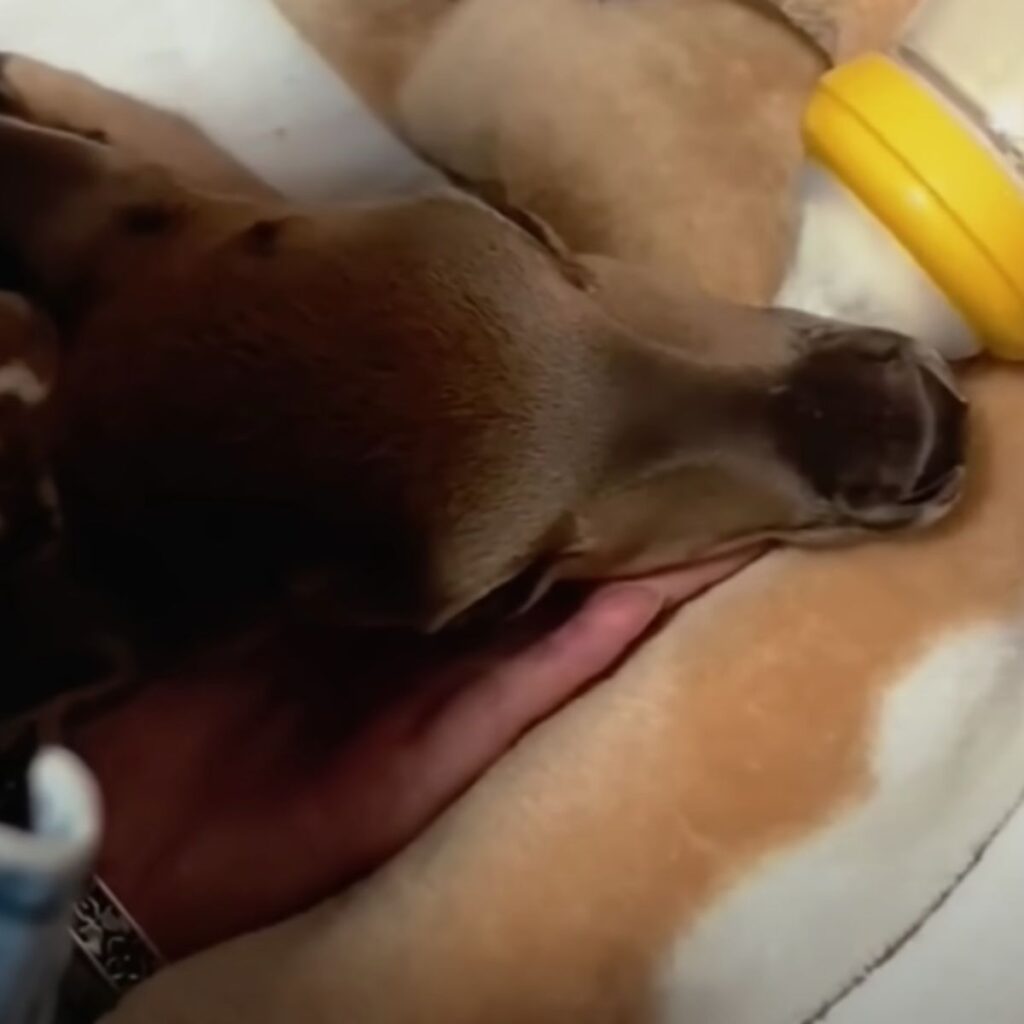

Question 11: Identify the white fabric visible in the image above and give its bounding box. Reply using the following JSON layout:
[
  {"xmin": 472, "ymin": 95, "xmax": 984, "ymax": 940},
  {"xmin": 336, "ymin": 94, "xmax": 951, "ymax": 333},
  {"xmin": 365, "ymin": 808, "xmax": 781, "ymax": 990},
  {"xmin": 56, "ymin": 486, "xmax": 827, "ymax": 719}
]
[
  {"xmin": 0, "ymin": 0, "xmax": 443, "ymax": 200},
  {"xmin": 824, "ymin": 792, "xmax": 1024, "ymax": 1023}
]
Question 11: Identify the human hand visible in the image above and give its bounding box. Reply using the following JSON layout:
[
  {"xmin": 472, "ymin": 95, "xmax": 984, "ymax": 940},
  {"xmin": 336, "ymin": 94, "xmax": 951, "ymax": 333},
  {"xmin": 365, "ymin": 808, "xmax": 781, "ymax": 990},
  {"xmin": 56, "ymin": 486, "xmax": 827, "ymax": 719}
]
[{"xmin": 63, "ymin": 552, "xmax": 759, "ymax": 959}]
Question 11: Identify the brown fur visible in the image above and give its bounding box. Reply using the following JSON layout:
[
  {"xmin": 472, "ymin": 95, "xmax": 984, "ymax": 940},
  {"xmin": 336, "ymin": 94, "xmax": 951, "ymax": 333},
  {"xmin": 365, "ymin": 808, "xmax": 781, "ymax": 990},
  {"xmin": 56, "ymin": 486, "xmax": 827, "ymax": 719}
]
[
  {"xmin": 120, "ymin": 367, "xmax": 1017, "ymax": 1024},
  {"xmin": 3, "ymin": 55, "xmax": 271, "ymax": 198},
  {"xmin": 0, "ymin": 108, "xmax": 962, "ymax": 636},
  {"xmin": 4, "ymin": 2, "xmax": 1016, "ymax": 1022},
  {"xmin": 275, "ymin": 0, "xmax": 921, "ymax": 303}
]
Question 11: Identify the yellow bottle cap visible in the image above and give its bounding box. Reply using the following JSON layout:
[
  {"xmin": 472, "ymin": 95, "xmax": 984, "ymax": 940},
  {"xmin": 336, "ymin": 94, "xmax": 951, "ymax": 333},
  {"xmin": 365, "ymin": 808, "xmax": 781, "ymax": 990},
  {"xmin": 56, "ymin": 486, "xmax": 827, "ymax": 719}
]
[{"xmin": 804, "ymin": 53, "xmax": 1024, "ymax": 359}]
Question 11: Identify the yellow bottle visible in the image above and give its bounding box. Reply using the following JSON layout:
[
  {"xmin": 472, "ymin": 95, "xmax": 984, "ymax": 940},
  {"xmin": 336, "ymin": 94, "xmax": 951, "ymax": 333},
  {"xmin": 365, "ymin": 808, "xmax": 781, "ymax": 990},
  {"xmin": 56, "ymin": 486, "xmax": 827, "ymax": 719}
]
[{"xmin": 775, "ymin": 0, "xmax": 1024, "ymax": 360}]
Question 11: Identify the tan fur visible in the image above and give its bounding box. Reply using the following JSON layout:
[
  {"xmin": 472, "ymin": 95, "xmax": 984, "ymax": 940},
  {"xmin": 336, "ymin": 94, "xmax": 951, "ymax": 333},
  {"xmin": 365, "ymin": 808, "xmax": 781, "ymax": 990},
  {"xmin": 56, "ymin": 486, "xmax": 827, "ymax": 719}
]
[
  {"xmin": 275, "ymin": 0, "xmax": 923, "ymax": 303},
  {"xmin": 5, "ymin": 3, "xmax": 1011, "ymax": 1020},
  {"xmin": 0, "ymin": 107, "xmax": 961, "ymax": 633},
  {"xmin": 279, "ymin": 0, "xmax": 823, "ymax": 303},
  {"xmin": 112, "ymin": 364, "xmax": 1021, "ymax": 1024},
  {"xmin": 318, "ymin": 373, "xmax": 1015, "ymax": 1024},
  {"xmin": 3, "ymin": 56, "xmax": 271, "ymax": 199}
]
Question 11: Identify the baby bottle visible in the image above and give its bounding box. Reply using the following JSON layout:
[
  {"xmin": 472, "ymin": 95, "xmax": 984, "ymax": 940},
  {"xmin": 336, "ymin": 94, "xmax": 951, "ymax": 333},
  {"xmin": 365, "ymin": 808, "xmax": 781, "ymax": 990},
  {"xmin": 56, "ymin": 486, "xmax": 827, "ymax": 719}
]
[{"xmin": 775, "ymin": 0, "xmax": 1024, "ymax": 360}]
